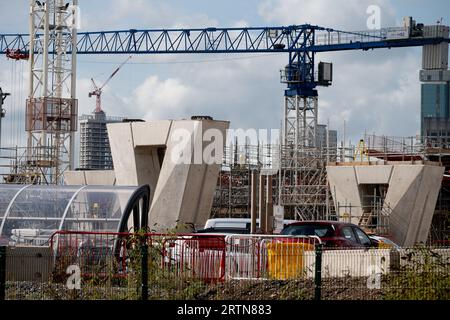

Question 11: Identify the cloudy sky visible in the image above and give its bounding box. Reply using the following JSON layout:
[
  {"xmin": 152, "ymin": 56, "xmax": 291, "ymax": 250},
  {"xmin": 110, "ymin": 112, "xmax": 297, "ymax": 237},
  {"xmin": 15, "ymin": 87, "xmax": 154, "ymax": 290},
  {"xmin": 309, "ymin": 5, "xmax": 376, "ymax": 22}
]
[{"xmin": 0, "ymin": 0, "xmax": 449, "ymax": 152}]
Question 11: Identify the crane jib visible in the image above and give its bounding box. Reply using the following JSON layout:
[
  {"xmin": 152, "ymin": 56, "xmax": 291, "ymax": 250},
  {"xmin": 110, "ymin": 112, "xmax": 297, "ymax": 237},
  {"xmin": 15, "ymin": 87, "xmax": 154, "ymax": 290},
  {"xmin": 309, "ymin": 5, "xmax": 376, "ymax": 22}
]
[{"xmin": 1, "ymin": 26, "xmax": 448, "ymax": 55}]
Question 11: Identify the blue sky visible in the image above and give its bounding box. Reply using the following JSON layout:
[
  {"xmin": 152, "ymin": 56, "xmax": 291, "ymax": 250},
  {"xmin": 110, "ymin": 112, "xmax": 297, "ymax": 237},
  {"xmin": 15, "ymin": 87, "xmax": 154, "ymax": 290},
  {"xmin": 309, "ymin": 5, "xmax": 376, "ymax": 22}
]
[{"xmin": 0, "ymin": 0, "xmax": 449, "ymax": 153}]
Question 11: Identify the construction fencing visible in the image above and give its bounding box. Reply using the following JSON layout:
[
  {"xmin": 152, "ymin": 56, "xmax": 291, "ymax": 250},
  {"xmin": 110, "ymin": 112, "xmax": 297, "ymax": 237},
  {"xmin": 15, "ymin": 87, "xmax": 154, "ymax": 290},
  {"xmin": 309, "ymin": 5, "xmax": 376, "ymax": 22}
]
[{"xmin": 0, "ymin": 231, "xmax": 449, "ymax": 300}]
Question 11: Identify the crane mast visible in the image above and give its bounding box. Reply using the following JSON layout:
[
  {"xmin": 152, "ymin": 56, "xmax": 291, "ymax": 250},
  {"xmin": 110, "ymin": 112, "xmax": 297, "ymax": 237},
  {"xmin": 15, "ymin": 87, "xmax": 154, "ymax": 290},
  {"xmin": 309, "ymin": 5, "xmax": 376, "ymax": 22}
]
[{"xmin": 24, "ymin": 0, "xmax": 78, "ymax": 184}]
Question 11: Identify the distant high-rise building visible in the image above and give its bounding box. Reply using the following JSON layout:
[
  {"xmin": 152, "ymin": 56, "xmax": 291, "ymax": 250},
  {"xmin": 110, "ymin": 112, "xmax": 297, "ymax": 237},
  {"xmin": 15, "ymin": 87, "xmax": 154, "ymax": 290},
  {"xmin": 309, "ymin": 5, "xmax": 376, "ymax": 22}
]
[
  {"xmin": 316, "ymin": 124, "xmax": 338, "ymax": 150},
  {"xmin": 421, "ymin": 25, "xmax": 450, "ymax": 138},
  {"xmin": 79, "ymin": 111, "xmax": 124, "ymax": 170},
  {"xmin": 420, "ymin": 25, "xmax": 450, "ymax": 243},
  {"xmin": 423, "ymin": 117, "xmax": 450, "ymax": 148}
]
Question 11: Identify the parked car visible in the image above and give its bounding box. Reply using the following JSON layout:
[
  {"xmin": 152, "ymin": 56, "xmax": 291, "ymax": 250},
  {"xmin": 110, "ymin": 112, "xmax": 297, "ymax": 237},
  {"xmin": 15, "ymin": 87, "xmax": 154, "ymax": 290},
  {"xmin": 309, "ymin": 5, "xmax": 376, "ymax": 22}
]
[
  {"xmin": 281, "ymin": 221, "xmax": 377, "ymax": 248},
  {"xmin": 368, "ymin": 235, "xmax": 400, "ymax": 249}
]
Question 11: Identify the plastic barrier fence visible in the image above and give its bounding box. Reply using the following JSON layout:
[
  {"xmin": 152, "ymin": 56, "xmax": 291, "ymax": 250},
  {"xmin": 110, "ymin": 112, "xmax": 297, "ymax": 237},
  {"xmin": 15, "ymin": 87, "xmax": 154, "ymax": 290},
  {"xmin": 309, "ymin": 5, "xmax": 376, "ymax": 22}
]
[{"xmin": 224, "ymin": 235, "xmax": 321, "ymax": 280}]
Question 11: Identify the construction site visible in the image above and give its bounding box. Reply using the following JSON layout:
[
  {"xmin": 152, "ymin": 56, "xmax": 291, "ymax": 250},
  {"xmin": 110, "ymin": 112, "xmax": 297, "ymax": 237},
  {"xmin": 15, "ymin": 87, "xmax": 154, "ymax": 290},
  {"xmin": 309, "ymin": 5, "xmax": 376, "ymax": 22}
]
[{"xmin": 0, "ymin": 0, "xmax": 449, "ymax": 302}]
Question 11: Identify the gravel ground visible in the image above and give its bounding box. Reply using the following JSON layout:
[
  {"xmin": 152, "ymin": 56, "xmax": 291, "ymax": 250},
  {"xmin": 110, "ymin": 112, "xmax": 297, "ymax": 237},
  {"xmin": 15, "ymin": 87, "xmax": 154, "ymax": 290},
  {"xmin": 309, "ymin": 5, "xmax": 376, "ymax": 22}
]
[
  {"xmin": 196, "ymin": 278, "xmax": 383, "ymax": 300},
  {"xmin": 6, "ymin": 278, "xmax": 385, "ymax": 300},
  {"xmin": 6, "ymin": 281, "xmax": 137, "ymax": 300}
]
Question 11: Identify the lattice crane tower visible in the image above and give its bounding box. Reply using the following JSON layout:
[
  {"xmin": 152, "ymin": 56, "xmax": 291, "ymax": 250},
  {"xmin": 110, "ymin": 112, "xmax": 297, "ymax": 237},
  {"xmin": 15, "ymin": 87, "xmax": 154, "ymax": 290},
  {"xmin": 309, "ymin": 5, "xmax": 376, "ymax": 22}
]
[{"xmin": 26, "ymin": 0, "xmax": 78, "ymax": 184}]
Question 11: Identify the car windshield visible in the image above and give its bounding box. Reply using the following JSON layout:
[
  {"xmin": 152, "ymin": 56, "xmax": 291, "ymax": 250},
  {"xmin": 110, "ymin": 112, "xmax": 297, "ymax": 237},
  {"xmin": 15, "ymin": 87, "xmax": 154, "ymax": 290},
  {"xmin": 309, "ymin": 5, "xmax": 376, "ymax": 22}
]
[{"xmin": 281, "ymin": 224, "xmax": 333, "ymax": 237}]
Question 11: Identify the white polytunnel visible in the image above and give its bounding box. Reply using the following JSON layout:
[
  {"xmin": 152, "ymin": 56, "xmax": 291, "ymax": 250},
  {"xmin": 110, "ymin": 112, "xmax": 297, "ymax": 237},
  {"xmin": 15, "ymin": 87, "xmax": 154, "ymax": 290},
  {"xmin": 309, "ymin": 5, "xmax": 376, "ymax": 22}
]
[{"xmin": 0, "ymin": 184, "xmax": 150, "ymax": 246}]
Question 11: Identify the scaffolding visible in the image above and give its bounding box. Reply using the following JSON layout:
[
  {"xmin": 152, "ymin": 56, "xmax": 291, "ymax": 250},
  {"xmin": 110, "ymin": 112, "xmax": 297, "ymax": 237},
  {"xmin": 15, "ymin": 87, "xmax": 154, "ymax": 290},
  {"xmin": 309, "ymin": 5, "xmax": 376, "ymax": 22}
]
[
  {"xmin": 278, "ymin": 145, "xmax": 336, "ymax": 221},
  {"xmin": 334, "ymin": 190, "xmax": 391, "ymax": 236},
  {"xmin": 337, "ymin": 133, "xmax": 449, "ymax": 243},
  {"xmin": 431, "ymin": 188, "xmax": 450, "ymax": 244},
  {"xmin": 0, "ymin": 146, "xmax": 58, "ymax": 184},
  {"xmin": 423, "ymin": 132, "xmax": 450, "ymax": 244},
  {"xmin": 211, "ymin": 141, "xmax": 338, "ymax": 222},
  {"xmin": 211, "ymin": 143, "xmax": 276, "ymax": 218},
  {"xmin": 211, "ymin": 133, "xmax": 449, "ymax": 243},
  {"xmin": 363, "ymin": 134, "xmax": 424, "ymax": 161}
]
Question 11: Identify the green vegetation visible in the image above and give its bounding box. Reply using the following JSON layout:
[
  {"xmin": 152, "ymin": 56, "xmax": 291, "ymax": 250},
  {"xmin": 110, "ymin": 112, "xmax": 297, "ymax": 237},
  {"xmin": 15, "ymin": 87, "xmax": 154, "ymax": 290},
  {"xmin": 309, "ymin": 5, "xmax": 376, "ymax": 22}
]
[{"xmin": 384, "ymin": 245, "xmax": 450, "ymax": 300}]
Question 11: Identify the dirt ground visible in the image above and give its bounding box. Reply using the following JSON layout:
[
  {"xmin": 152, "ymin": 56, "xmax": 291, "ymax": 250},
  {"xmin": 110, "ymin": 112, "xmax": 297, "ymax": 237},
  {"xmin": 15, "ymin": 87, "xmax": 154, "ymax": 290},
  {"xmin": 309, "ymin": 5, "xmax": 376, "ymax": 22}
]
[
  {"xmin": 6, "ymin": 278, "xmax": 385, "ymax": 300},
  {"xmin": 196, "ymin": 278, "xmax": 384, "ymax": 300}
]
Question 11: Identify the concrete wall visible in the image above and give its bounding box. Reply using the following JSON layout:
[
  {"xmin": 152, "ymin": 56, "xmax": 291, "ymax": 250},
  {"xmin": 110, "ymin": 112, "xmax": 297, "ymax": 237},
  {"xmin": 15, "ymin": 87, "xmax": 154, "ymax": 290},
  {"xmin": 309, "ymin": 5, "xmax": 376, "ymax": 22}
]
[
  {"xmin": 303, "ymin": 249, "xmax": 391, "ymax": 279},
  {"xmin": 63, "ymin": 170, "xmax": 116, "ymax": 186},
  {"xmin": 65, "ymin": 119, "xmax": 229, "ymax": 232},
  {"xmin": 108, "ymin": 120, "xmax": 172, "ymax": 192},
  {"xmin": 386, "ymin": 165, "xmax": 444, "ymax": 246},
  {"xmin": 108, "ymin": 119, "xmax": 229, "ymax": 232},
  {"xmin": 327, "ymin": 163, "xmax": 444, "ymax": 246},
  {"xmin": 6, "ymin": 246, "xmax": 53, "ymax": 282},
  {"xmin": 303, "ymin": 248, "xmax": 450, "ymax": 279}
]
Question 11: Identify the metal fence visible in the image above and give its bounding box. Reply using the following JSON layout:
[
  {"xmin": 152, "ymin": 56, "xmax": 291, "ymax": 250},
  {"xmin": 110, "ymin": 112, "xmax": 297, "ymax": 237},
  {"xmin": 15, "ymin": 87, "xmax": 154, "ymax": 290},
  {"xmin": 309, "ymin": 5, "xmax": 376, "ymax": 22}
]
[
  {"xmin": 317, "ymin": 247, "xmax": 450, "ymax": 300},
  {"xmin": 0, "ymin": 232, "xmax": 449, "ymax": 300},
  {"xmin": 224, "ymin": 234, "xmax": 320, "ymax": 281}
]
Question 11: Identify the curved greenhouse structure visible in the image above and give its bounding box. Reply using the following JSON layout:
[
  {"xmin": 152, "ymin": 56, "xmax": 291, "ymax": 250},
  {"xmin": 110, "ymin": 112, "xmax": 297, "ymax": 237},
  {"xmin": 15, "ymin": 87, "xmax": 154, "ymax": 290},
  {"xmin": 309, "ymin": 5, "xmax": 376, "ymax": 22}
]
[{"xmin": 0, "ymin": 184, "xmax": 150, "ymax": 246}]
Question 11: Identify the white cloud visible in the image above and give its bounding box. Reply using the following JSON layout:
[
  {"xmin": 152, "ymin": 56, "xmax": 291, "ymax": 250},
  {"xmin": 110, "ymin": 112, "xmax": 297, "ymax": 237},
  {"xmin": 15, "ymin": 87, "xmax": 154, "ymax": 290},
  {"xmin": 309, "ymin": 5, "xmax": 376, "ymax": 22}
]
[
  {"xmin": 318, "ymin": 49, "xmax": 421, "ymax": 139},
  {"xmin": 74, "ymin": 52, "xmax": 287, "ymax": 133},
  {"xmin": 258, "ymin": 0, "xmax": 397, "ymax": 29},
  {"xmin": 80, "ymin": 0, "xmax": 218, "ymax": 30},
  {"xmin": 162, "ymin": 54, "xmax": 286, "ymax": 129},
  {"xmin": 132, "ymin": 75, "xmax": 194, "ymax": 120},
  {"xmin": 232, "ymin": 20, "xmax": 250, "ymax": 28}
]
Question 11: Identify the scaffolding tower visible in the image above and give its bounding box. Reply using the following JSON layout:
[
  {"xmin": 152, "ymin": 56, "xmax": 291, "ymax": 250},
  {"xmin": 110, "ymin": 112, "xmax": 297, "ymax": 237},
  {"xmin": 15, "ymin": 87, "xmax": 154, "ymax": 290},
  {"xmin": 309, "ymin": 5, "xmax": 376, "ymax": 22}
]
[
  {"xmin": 211, "ymin": 138, "xmax": 338, "ymax": 221},
  {"xmin": 211, "ymin": 143, "xmax": 276, "ymax": 218},
  {"xmin": 424, "ymin": 132, "xmax": 450, "ymax": 244},
  {"xmin": 23, "ymin": 0, "xmax": 78, "ymax": 184}
]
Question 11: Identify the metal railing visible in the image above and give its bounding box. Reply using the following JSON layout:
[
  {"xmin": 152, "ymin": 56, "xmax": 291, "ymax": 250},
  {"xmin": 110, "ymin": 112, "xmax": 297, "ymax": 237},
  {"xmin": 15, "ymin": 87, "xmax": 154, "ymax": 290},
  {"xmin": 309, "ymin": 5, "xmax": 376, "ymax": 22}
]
[
  {"xmin": 0, "ymin": 231, "xmax": 449, "ymax": 300},
  {"xmin": 224, "ymin": 234, "xmax": 320, "ymax": 280}
]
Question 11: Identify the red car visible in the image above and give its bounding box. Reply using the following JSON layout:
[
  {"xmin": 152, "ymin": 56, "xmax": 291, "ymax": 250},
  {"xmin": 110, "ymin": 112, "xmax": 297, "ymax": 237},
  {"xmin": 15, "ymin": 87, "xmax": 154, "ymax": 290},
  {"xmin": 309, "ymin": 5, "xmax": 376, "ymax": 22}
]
[{"xmin": 281, "ymin": 221, "xmax": 377, "ymax": 248}]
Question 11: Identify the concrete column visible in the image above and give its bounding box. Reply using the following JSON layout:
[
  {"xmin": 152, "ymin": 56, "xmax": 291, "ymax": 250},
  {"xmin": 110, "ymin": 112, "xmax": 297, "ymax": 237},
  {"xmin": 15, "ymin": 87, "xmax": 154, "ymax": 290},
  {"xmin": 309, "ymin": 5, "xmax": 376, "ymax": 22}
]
[
  {"xmin": 258, "ymin": 174, "xmax": 266, "ymax": 234},
  {"xmin": 266, "ymin": 175, "xmax": 274, "ymax": 234},
  {"xmin": 250, "ymin": 171, "xmax": 257, "ymax": 234}
]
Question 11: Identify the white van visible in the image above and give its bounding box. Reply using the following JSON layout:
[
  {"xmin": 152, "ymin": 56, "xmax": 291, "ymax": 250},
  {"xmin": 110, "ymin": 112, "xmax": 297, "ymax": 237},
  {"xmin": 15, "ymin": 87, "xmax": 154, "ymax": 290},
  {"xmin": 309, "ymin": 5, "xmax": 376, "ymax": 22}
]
[{"xmin": 202, "ymin": 218, "xmax": 299, "ymax": 234}]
